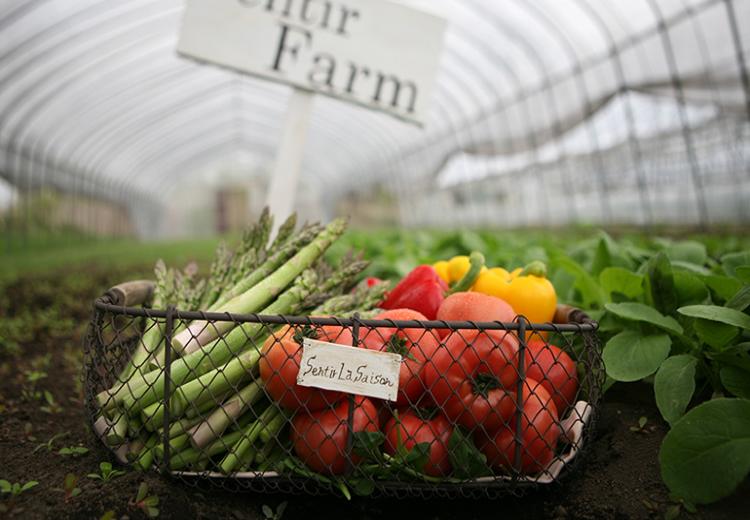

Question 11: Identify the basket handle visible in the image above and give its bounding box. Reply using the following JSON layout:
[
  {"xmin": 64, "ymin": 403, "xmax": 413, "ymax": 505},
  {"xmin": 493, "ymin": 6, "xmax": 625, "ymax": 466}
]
[
  {"xmin": 554, "ymin": 304, "xmax": 593, "ymax": 325},
  {"xmin": 105, "ymin": 280, "xmax": 156, "ymax": 307}
]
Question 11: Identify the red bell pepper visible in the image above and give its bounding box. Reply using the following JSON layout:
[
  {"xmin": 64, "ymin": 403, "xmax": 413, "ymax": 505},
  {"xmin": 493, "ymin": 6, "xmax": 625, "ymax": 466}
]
[{"xmin": 380, "ymin": 265, "xmax": 447, "ymax": 319}]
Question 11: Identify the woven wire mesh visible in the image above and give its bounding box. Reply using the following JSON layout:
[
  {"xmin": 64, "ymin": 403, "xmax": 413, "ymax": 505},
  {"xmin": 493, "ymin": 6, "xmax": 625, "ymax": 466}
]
[{"xmin": 83, "ymin": 285, "xmax": 603, "ymax": 499}]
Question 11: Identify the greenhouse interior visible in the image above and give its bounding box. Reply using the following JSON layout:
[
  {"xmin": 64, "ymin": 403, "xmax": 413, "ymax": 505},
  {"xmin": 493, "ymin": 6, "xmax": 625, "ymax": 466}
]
[{"xmin": 1, "ymin": 0, "xmax": 749, "ymax": 519}]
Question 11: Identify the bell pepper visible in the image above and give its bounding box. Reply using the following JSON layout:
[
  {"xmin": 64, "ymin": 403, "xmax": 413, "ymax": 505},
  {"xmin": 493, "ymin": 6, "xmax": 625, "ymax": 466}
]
[
  {"xmin": 432, "ymin": 260, "xmax": 450, "ymax": 284},
  {"xmin": 472, "ymin": 260, "xmax": 557, "ymax": 324},
  {"xmin": 383, "ymin": 253, "xmax": 485, "ymax": 319},
  {"xmin": 381, "ymin": 265, "xmax": 447, "ymax": 319}
]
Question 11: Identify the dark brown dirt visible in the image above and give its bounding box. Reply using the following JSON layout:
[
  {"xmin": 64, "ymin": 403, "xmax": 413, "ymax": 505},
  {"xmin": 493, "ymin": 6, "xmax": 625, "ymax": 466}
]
[{"xmin": 1, "ymin": 266, "xmax": 747, "ymax": 519}]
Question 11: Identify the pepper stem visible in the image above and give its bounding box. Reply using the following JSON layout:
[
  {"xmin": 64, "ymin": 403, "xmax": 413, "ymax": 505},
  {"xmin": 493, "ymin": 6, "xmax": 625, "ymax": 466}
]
[
  {"xmin": 448, "ymin": 251, "xmax": 485, "ymax": 294},
  {"xmin": 520, "ymin": 260, "xmax": 547, "ymax": 278}
]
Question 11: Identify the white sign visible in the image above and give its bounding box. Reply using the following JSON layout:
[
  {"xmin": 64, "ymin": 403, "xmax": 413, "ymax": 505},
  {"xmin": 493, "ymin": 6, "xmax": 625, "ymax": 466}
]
[
  {"xmin": 297, "ymin": 338, "xmax": 401, "ymax": 401},
  {"xmin": 177, "ymin": 0, "xmax": 446, "ymax": 125}
]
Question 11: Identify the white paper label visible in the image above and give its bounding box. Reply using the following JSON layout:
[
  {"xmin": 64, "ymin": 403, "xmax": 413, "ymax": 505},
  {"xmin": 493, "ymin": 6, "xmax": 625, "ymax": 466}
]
[
  {"xmin": 297, "ymin": 338, "xmax": 401, "ymax": 401},
  {"xmin": 176, "ymin": 0, "xmax": 446, "ymax": 125}
]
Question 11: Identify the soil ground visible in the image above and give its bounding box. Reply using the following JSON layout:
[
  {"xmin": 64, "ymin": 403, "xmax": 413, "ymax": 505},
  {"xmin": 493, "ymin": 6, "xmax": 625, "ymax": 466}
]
[{"xmin": 1, "ymin": 265, "xmax": 747, "ymax": 519}]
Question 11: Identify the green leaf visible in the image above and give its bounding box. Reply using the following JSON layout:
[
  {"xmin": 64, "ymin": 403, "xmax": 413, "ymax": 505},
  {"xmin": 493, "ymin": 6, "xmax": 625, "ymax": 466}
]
[
  {"xmin": 448, "ymin": 428, "xmax": 491, "ymax": 478},
  {"xmin": 702, "ymin": 275, "xmax": 743, "ymax": 302},
  {"xmin": 262, "ymin": 505, "xmax": 273, "ymax": 518},
  {"xmin": 590, "ymin": 237, "xmax": 613, "ymax": 276},
  {"xmin": 678, "ymin": 305, "xmax": 750, "ymax": 330},
  {"xmin": 401, "ymin": 442, "xmax": 430, "ymax": 472},
  {"xmin": 147, "ymin": 506, "xmax": 160, "ymax": 518},
  {"xmin": 726, "ymin": 285, "xmax": 750, "ymax": 311},
  {"xmin": 694, "ymin": 319, "xmax": 739, "ymax": 350},
  {"xmin": 0, "ymin": 480, "xmax": 10, "ymax": 493},
  {"xmin": 32, "ymin": 478, "xmax": 47, "ymax": 492},
  {"xmin": 736, "ymin": 266, "xmax": 750, "ymax": 284},
  {"xmin": 671, "ymin": 261, "xmax": 711, "ymax": 275},
  {"xmin": 673, "ymin": 272, "xmax": 709, "ymax": 306},
  {"xmin": 605, "ymin": 302, "xmax": 684, "ymax": 335},
  {"xmin": 136, "ymin": 482, "xmax": 149, "ymax": 502},
  {"xmin": 350, "ymin": 478, "xmax": 375, "ymax": 497},
  {"xmin": 706, "ymin": 343, "xmax": 750, "ymax": 372},
  {"xmin": 722, "ymin": 252, "xmax": 750, "ymax": 278},
  {"xmin": 553, "ymin": 255, "xmax": 606, "ymax": 308},
  {"xmin": 599, "ymin": 267, "xmax": 644, "ymax": 299},
  {"xmin": 665, "ymin": 241, "xmax": 707, "ymax": 265},
  {"xmin": 646, "ymin": 252, "xmax": 677, "ymax": 315},
  {"xmin": 654, "ymin": 355, "xmax": 697, "ymax": 426},
  {"xmin": 659, "ymin": 398, "xmax": 750, "ymax": 504},
  {"xmin": 720, "ymin": 366, "xmax": 750, "ymax": 399},
  {"xmin": 603, "ymin": 331, "xmax": 671, "ymax": 382},
  {"xmin": 352, "ymin": 431, "xmax": 385, "ymax": 460}
]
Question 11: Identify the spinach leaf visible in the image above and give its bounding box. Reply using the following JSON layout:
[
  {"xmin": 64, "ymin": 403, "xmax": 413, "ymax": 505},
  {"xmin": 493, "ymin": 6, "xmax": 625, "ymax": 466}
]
[{"xmin": 660, "ymin": 398, "xmax": 750, "ymax": 504}]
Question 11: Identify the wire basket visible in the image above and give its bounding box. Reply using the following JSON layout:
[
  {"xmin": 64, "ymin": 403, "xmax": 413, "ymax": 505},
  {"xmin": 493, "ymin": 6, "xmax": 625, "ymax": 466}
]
[{"xmin": 84, "ymin": 280, "xmax": 604, "ymax": 499}]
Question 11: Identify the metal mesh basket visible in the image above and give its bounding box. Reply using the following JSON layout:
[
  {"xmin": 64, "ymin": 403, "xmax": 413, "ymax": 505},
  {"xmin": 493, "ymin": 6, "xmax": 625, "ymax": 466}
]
[{"xmin": 83, "ymin": 280, "xmax": 603, "ymax": 499}]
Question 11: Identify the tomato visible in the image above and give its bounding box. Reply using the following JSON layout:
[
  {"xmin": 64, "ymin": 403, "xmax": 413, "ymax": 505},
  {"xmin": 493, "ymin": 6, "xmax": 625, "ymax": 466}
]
[
  {"xmin": 291, "ymin": 396, "xmax": 379, "ymax": 475},
  {"xmin": 362, "ymin": 309, "xmax": 439, "ymax": 406},
  {"xmin": 476, "ymin": 379, "xmax": 560, "ymax": 474},
  {"xmin": 436, "ymin": 292, "xmax": 516, "ymax": 339},
  {"xmin": 424, "ymin": 329, "xmax": 519, "ymax": 433},
  {"xmin": 524, "ymin": 339, "xmax": 578, "ymax": 414},
  {"xmin": 384, "ymin": 410, "xmax": 453, "ymax": 477},
  {"xmin": 259, "ymin": 325, "xmax": 343, "ymax": 411}
]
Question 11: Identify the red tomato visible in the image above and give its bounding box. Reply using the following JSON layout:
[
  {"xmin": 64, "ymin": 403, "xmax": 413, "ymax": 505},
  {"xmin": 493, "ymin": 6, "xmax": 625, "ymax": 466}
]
[
  {"xmin": 361, "ymin": 309, "xmax": 439, "ymax": 406},
  {"xmin": 436, "ymin": 292, "xmax": 516, "ymax": 338},
  {"xmin": 476, "ymin": 379, "xmax": 560, "ymax": 474},
  {"xmin": 259, "ymin": 325, "xmax": 343, "ymax": 411},
  {"xmin": 524, "ymin": 339, "xmax": 578, "ymax": 414},
  {"xmin": 384, "ymin": 410, "xmax": 453, "ymax": 477},
  {"xmin": 291, "ymin": 396, "xmax": 379, "ymax": 475},
  {"xmin": 424, "ymin": 329, "xmax": 519, "ymax": 433}
]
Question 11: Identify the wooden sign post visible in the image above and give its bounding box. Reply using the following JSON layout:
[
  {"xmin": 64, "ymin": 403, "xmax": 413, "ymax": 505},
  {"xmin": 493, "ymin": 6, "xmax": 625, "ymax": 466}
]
[{"xmin": 177, "ymin": 0, "xmax": 446, "ymax": 225}]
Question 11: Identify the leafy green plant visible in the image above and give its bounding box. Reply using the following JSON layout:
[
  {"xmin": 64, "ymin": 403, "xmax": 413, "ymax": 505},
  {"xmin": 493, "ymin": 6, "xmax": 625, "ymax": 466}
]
[
  {"xmin": 58, "ymin": 446, "xmax": 89, "ymax": 457},
  {"xmin": 262, "ymin": 501, "xmax": 288, "ymax": 520},
  {"xmin": 39, "ymin": 391, "xmax": 62, "ymax": 414},
  {"xmin": 0, "ymin": 479, "xmax": 38, "ymax": 497},
  {"xmin": 550, "ymin": 234, "xmax": 750, "ymax": 504},
  {"xmin": 32, "ymin": 431, "xmax": 69, "ymax": 453},
  {"xmin": 129, "ymin": 482, "xmax": 159, "ymax": 518},
  {"xmin": 628, "ymin": 416, "xmax": 652, "ymax": 434},
  {"xmin": 59, "ymin": 474, "xmax": 81, "ymax": 502},
  {"xmin": 20, "ymin": 370, "xmax": 47, "ymax": 402},
  {"xmin": 86, "ymin": 462, "xmax": 125, "ymax": 482}
]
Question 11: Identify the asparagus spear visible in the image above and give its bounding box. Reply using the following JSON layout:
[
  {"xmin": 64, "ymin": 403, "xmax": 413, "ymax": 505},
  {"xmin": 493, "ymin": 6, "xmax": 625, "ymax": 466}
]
[
  {"xmin": 199, "ymin": 242, "xmax": 234, "ymax": 310},
  {"xmin": 219, "ymin": 406, "xmax": 281, "ymax": 473},
  {"xmin": 267, "ymin": 213, "xmax": 297, "ymax": 255},
  {"xmin": 168, "ymin": 429, "xmax": 245, "ymax": 471},
  {"xmin": 206, "ymin": 223, "xmax": 323, "ymax": 313},
  {"xmin": 139, "ymin": 348, "xmax": 262, "ymax": 430},
  {"xmin": 188, "ymin": 380, "xmax": 264, "ymax": 449},
  {"xmin": 172, "ymin": 220, "xmax": 342, "ymax": 356}
]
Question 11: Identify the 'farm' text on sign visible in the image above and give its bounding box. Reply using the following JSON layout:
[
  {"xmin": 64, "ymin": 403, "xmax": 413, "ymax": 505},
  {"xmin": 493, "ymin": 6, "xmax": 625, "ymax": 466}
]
[
  {"xmin": 297, "ymin": 338, "xmax": 401, "ymax": 401},
  {"xmin": 177, "ymin": 0, "xmax": 445, "ymax": 125}
]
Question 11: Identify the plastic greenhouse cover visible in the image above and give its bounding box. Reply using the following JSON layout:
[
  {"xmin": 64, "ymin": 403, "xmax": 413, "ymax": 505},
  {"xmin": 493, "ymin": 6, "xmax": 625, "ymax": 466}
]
[{"xmin": 0, "ymin": 0, "xmax": 748, "ymax": 236}]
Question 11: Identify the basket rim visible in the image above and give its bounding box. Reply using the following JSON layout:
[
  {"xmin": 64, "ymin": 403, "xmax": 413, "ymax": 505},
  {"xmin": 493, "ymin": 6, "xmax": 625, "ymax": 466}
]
[{"xmin": 94, "ymin": 296, "xmax": 598, "ymax": 333}]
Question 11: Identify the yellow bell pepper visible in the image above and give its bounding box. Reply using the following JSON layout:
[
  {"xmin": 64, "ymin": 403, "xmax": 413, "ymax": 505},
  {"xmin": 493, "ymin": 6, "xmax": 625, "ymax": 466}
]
[
  {"xmin": 447, "ymin": 255, "xmax": 470, "ymax": 282},
  {"xmin": 433, "ymin": 260, "xmax": 450, "ymax": 284},
  {"xmin": 473, "ymin": 261, "xmax": 556, "ymax": 324}
]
